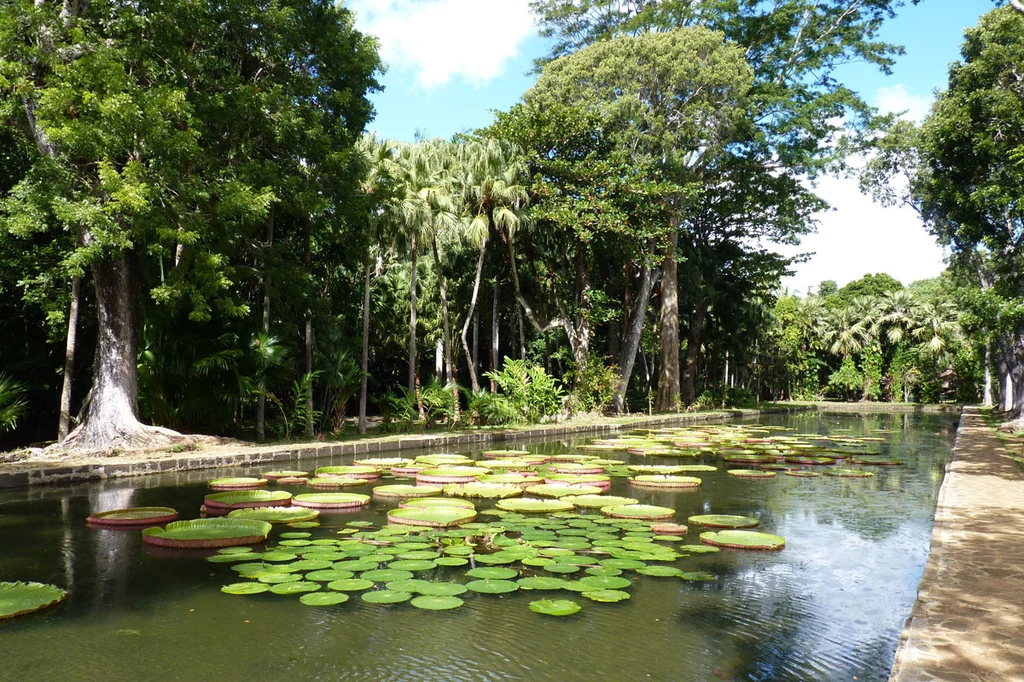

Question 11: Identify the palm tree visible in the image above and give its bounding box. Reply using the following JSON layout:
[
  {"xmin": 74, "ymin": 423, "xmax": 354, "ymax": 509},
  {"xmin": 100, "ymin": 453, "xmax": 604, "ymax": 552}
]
[
  {"xmin": 912, "ymin": 300, "xmax": 959, "ymax": 361},
  {"xmin": 879, "ymin": 289, "xmax": 919, "ymax": 344},
  {"xmin": 0, "ymin": 373, "xmax": 27, "ymax": 433},
  {"xmin": 456, "ymin": 139, "xmax": 530, "ymax": 392},
  {"xmin": 821, "ymin": 304, "xmax": 873, "ymax": 358}
]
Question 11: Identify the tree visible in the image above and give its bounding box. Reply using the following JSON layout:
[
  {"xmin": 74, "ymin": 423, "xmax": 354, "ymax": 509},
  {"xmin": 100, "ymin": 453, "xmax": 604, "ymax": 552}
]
[
  {"xmin": 527, "ymin": 28, "xmax": 755, "ymax": 413},
  {"xmin": 0, "ymin": 0, "xmax": 381, "ymax": 450}
]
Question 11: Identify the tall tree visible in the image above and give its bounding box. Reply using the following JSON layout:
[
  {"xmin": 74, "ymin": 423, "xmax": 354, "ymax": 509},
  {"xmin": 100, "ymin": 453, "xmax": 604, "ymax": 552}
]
[{"xmin": 0, "ymin": 0, "xmax": 381, "ymax": 449}]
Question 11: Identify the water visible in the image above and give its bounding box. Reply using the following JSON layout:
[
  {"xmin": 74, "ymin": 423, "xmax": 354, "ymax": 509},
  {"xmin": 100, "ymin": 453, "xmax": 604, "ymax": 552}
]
[{"xmin": 0, "ymin": 412, "xmax": 957, "ymax": 682}]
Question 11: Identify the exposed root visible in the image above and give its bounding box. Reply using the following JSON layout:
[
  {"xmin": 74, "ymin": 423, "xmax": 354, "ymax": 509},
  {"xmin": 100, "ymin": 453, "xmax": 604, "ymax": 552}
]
[{"xmin": 48, "ymin": 421, "xmax": 193, "ymax": 458}]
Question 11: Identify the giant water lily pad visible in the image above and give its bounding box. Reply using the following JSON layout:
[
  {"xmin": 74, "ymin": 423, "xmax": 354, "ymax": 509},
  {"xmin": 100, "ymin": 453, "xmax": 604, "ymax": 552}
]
[
  {"xmin": 529, "ymin": 599, "xmax": 581, "ymax": 616},
  {"xmin": 315, "ymin": 465, "xmax": 381, "ymax": 480},
  {"xmin": 687, "ymin": 514, "xmax": 758, "ymax": 529},
  {"xmin": 726, "ymin": 469, "xmax": 776, "ymax": 479},
  {"xmin": 600, "ymin": 504, "xmax": 675, "ymax": 520},
  {"xmin": 0, "ymin": 582, "xmax": 67, "ymax": 619},
  {"xmin": 411, "ymin": 595, "xmax": 464, "ymax": 610},
  {"xmin": 399, "ymin": 497, "xmax": 475, "ymax": 510},
  {"xmin": 849, "ymin": 458, "xmax": 902, "ymax": 466},
  {"xmin": 227, "ymin": 507, "xmax": 319, "ymax": 524},
  {"xmin": 387, "ymin": 506, "xmax": 477, "ymax": 528},
  {"xmin": 416, "ymin": 467, "xmax": 489, "ymax": 484},
  {"xmin": 307, "ymin": 477, "xmax": 368, "ymax": 489},
  {"xmin": 825, "ymin": 468, "xmax": 875, "ymax": 478},
  {"xmin": 700, "ymin": 530, "xmax": 785, "ymax": 551},
  {"xmin": 415, "ymin": 454, "xmax": 473, "ymax": 466},
  {"xmin": 221, "ymin": 582, "xmax": 270, "ymax": 595},
  {"xmin": 466, "ymin": 579, "xmax": 519, "ymax": 594},
  {"xmin": 209, "ymin": 477, "xmax": 267, "ymax": 490},
  {"xmin": 628, "ymin": 475, "xmax": 701, "ymax": 489},
  {"xmin": 299, "ymin": 592, "xmax": 349, "ymax": 606},
  {"xmin": 86, "ymin": 507, "xmax": 179, "ymax": 527},
  {"xmin": 481, "ymin": 449, "xmax": 531, "ymax": 459},
  {"xmin": 563, "ymin": 494, "xmax": 638, "ymax": 509},
  {"xmin": 142, "ymin": 518, "xmax": 272, "ymax": 549},
  {"xmin": 373, "ymin": 484, "xmax": 443, "ymax": 499},
  {"xmin": 204, "ymin": 490, "xmax": 292, "ymax": 510},
  {"xmin": 262, "ymin": 470, "xmax": 309, "ymax": 481},
  {"xmin": 443, "ymin": 483, "xmax": 522, "ymax": 499},
  {"xmin": 354, "ymin": 457, "xmax": 416, "ymax": 470},
  {"xmin": 496, "ymin": 498, "xmax": 574, "ymax": 513},
  {"xmin": 526, "ymin": 484, "xmax": 602, "ymax": 498},
  {"xmin": 291, "ymin": 493, "xmax": 370, "ymax": 510}
]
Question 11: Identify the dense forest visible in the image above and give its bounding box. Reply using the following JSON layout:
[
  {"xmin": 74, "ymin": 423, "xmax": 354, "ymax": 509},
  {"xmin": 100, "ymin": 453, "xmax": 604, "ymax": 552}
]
[{"xmin": 0, "ymin": 1, "xmax": 1020, "ymax": 451}]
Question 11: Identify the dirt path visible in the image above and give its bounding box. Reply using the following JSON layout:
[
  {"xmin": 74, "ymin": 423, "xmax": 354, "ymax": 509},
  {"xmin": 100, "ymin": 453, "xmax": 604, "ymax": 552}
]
[{"xmin": 890, "ymin": 407, "xmax": 1024, "ymax": 681}]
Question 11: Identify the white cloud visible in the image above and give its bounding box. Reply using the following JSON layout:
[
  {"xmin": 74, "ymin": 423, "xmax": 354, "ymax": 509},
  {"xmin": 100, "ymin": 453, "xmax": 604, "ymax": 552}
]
[
  {"xmin": 347, "ymin": 0, "xmax": 537, "ymax": 89},
  {"xmin": 874, "ymin": 83, "xmax": 933, "ymax": 123},
  {"xmin": 774, "ymin": 169, "xmax": 947, "ymax": 296}
]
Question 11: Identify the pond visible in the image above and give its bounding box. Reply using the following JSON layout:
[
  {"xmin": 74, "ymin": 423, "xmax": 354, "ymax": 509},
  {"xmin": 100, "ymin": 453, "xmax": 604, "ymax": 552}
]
[{"xmin": 0, "ymin": 411, "xmax": 957, "ymax": 681}]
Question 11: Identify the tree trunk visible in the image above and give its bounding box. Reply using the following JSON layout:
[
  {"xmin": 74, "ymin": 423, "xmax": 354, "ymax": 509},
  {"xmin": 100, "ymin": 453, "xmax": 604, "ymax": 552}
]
[
  {"xmin": 408, "ymin": 232, "xmax": 419, "ymax": 399},
  {"xmin": 460, "ymin": 237, "xmax": 486, "ymax": 393},
  {"xmin": 516, "ymin": 302, "xmax": 526, "ymax": 361},
  {"xmin": 473, "ymin": 307, "xmax": 480, "ymax": 382},
  {"xmin": 611, "ymin": 243, "xmax": 659, "ymax": 414},
  {"xmin": 654, "ymin": 227, "xmax": 679, "ymax": 411},
  {"xmin": 62, "ymin": 251, "xmax": 179, "ymax": 450},
  {"xmin": 303, "ymin": 216, "xmax": 314, "ymax": 438},
  {"xmin": 57, "ymin": 272, "xmax": 81, "ymax": 441},
  {"xmin": 571, "ymin": 248, "xmax": 592, "ymax": 378},
  {"xmin": 257, "ymin": 208, "xmax": 274, "ymax": 441},
  {"xmin": 983, "ymin": 341, "xmax": 993, "ymax": 407},
  {"xmin": 358, "ymin": 257, "xmax": 372, "ymax": 434},
  {"xmin": 491, "ymin": 277, "xmax": 500, "ymax": 393},
  {"xmin": 431, "ymin": 234, "xmax": 459, "ymax": 422},
  {"xmin": 681, "ymin": 301, "xmax": 709, "ymax": 405}
]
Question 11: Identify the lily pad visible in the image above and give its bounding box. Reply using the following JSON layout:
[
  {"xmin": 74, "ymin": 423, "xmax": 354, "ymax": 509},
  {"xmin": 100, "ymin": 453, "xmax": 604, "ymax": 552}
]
[
  {"xmin": 373, "ymin": 484, "xmax": 443, "ymax": 499},
  {"xmin": 209, "ymin": 477, "xmax": 267, "ymax": 490},
  {"xmin": 579, "ymin": 575, "xmax": 631, "ymax": 590},
  {"xmin": 699, "ymin": 530, "xmax": 786, "ymax": 551},
  {"xmin": 361, "ymin": 590, "xmax": 412, "ymax": 604},
  {"xmin": 410, "ymin": 595, "xmax": 464, "ymax": 610},
  {"xmin": 526, "ymin": 484, "xmax": 602, "ymax": 498},
  {"xmin": 628, "ymin": 475, "xmax": 701, "ymax": 489},
  {"xmin": 327, "ymin": 578, "xmax": 375, "ymax": 592},
  {"xmin": 517, "ymin": 577, "xmax": 569, "ymax": 590},
  {"xmin": 416, "ymin": 467, "xmax": 488, "ymax": 484},
  {"xmin": 635, "ymin": 566, "xmax": 683, "ymax": 577},
  {"xmin": 305, "ymin": 570, "xmax": 355, "ymax": 582},
  {"xmin": 529, "ymin": 599, "xmax": 581, "ymax": 616},
  {"xmin": 299, "ymin": 592, "xmax": 349, "ymax": 606},
  {"xmin": 785, "ymin": 470, "xmax": 821, "ymax": 478},
  {"xmin": 0, "ymin": 582, "xmax": 67, "ymax": 619},
  {"xmin": 387, "ymin": 506, "xmax": 477, "ymax": 528},
  {"xmin": 227, "ymin": 507, "xmax": 319, "ymax": 524},
  {"xmin": 687, "ymin": 514, "xmax": 759, "ymax": 529},
  {"xmin": 142, "ymin": 518, "xmax": 272, "ymax": 549},
  {"xmin": 414, "ymin": 582, "xmax": 467, "ymax": 597},
  {"xmin": 306, "ymin": 477, "xmax": 368, "ymax": 489},
  {"xmin": 220, "ymin": 582, "xmax": 270, "ymax": 595},
  {"xmin": 268, "ymin": 581, "xmax": 319, "ymax": 595},
  {"xmin": 315, "ymin": 465, "xmax": 381, "ymax": 479},
  {"xmin": 496, "ymin": 498, "xmax": 574, "ymax": 513},
  {"xmin": 481, "ymin": 449, "xmax": 531, "ymax": 458},
  {"xmin": 291, "ymin": 493, "xmax": 370, "ymax": 510},
  {"xmin": 443, "ymin": 483, "xmax": 523, "ymax": 499},
  {"xmin": 204, "ymin": 490, "xmax": 292, "ymax": 510},
  {"xmin": 581, "ymin": 589, "xmax": 630, "ymax": 603},
  {"xmin": 825, "ymin": 468, "xmax": 875, "ymax": 477},
  {"xmin": 361, "ymin": 569, "xmax": 414, "ymax": 582},
  {"xmin": 562, "ymin": 494, "xmax": 638, "ymax": 509},
  {"xmin": 465, "ymin": 579, "xmax": 519, "ymax": 594},
  {"xmin": 262, "ymin": 470, "xmax": 309, "ymax": 481},
  {"xmin": 600, "ymin": 504, "xmax": 675, "ymax": 520},
  {"xmin": 726, "ymin": 469, "xmax": 776, "ymax": 479},
  {"xmin": 86, "ymin": 507, "xmax": 179, "ymax": 527},
  {"xmin": 465, "ymin": 567, "xmax": 518, "ymax": 580},
  {"xmin": 399, "ymin": 497, "xmax": 475, "ymax": 510}
]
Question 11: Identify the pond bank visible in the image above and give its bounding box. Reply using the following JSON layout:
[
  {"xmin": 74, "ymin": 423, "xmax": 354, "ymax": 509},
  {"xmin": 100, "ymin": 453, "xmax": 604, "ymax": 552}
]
[
  {"xmin": 0, "ymin": 405, "xmax": 810, "ymax": 490},
  {"xmin": 889, "ymin": 406, "xmax": 1024, "ymax": 681}
]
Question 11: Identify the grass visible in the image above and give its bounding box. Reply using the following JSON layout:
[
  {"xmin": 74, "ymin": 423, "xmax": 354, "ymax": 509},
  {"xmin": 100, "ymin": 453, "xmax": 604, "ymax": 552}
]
[{"xmin": 978, "ymin": 406, "xmax": 1024, "ymax": 474}]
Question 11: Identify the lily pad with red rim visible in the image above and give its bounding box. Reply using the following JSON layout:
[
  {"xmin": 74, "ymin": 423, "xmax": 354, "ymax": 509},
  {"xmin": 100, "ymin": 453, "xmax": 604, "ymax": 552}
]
[
  {"xmin": 142, "ymin": 518, "xmax": 272, "ymax": 549},
  {"xmin": 204, "ymin": 490, "xmax": 292, "ymax": 510},
  {"xmin": 227, "ymin": 507, "xmax": 319, "ymax": 524},
  {"xmin": 291, "ymin": 493, "xmax": 370, "ymax": 510},
  {"xmin": 86, "ymin": 507, "xmax": 179, "ymax": 528},
  {"xmin": 496, "ymin": 498, "xmax": 574, "ymax": 513},
  {"xmin": 600, "ymin": 504, "xmax": 675, "ymax": 520},
  {"xmin": 373, "ymin": 484, "xmax": 443, "ymax": 499},
  {"xmin": 209, "ymin": 477, "xmax": 267, "ymax": 490},
  {"xmin": 387, "ymin": 506, "xmax": 477, "ymax": 528}
]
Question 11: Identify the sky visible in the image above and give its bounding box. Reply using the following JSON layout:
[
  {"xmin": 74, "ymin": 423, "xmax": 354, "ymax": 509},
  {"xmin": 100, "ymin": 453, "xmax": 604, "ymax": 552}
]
[{"xmin": 346, "ymin": 0, "xmax": 999, "ymax": 295}]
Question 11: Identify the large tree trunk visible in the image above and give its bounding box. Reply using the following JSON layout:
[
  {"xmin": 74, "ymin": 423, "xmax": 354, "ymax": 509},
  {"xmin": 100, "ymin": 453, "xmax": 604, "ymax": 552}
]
[
  {"xmin": 460, "ymin": 236, "xmax": 486, "ymax": 393},
  {"xmin": 257, "ymin": 208, "xmax": 274, "ymax": 441},
  {"xmin": 610, "ymin": 243, "xmax": 659, "ymax": 414},
  {"xmin": 57, "ymin": 272, "xmax": 81, "ymax": 441},
  {"xmin": 654, "ymin": 227, "xmax": 679, "ymax": 411},
  {"xmin": 358, "ymin": 257, "xmax": 372, "ymax": 434},
  {"xmin": 571, "ymin": 248, "xmax": 592, "ymax": 377},
  {"xmin": 983, "ymin": 340, "xmax": 993, "ymax": 407},
  {"xmin": 431, "ymin": 234, "xmax": 459, "ymax": 422},
  {"xmin": 681, "ymin": 301, "xmax": 709, "ymax": 405},
  {"xmin": 62, "ymin": 251, "xmax": 179, "ymax": 450},
  {"xmin": 491, "ymin": 277, "xmax": 500, "ymax": 393}
]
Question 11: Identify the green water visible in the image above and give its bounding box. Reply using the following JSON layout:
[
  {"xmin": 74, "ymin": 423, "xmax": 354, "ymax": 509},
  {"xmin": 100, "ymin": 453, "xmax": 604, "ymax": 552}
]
[{"xmin": 0, "ymin": 412, "xmax": 957, "ymax": 681}]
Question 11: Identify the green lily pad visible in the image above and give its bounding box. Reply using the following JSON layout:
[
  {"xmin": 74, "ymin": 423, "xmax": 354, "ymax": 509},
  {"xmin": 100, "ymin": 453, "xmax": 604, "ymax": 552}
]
[
  {"xmin": 203, "ymin": 490, "xmax": 292, "ymax": 510},
  {"xmin": 86, "ymin": 506, "xmax": 179, "ymax": 527},
  {"xmin": 635, "ymin": 566, "xmax": 683, "ymax": 577},
  {"xmin": 465, "ymin": 579, "xmax": 519, "ymax": 594},
  {"xmin": 268, "ymin": 581, "xmax": 319, "ymax": 594},
  {"xmin": 305, "ymin": 570, "xmax": 355, "ymax": 582},
  {"xmin": 434, "ymin": 557, "xmax": 469, "ymax": 567},
  {"xmin": 327, "ymin": 578, "xmax": 375, "ymax": 592},
  {"xmin": 526, "ymin": 484, "xmax": 603, "ymax": 498},
  {"xmin": 529, "ymin": 599, "xmax": 581, "ymax": 616},
  {"xmin": 496, "ymin": 498, "xmax": 574, "ymax": 513},
  {"xmin": 361, "ymin": 569, "xmax": 414, "ymax": 582},
  {"xmin": 400, "ymin": 497, "xmax": 476, "ymax": 510},
  {"xmin": 628, "ymin": 475, "xmax": 702, "ymax": 489},
  {"xmin": 220, "ymin": 582, "xmax": 269, "ymax": 595},
  {"xmin": 699, "ymin": 530, "xmax": 785, "ymax": 551},
  {"xmin": 361, "ymin": 590, "xmax": 412, "ymax": 604},
  {"xmin": 825, "ymin": 468, "xmax": 875, "ymax": 477},
  {"xmin": 291, "ymin": 493, "xmax": 370, "ymax": 509},
  {"xmin": 414, "ymin": 582, "xmax": 467, "ymax": 597},
  {"xmin": 298, "ymin": 591, "xmax": 349, "ymax": 606},
  {"xmin": 465, "ymin": 567, "xmax": 518, "ymax": 580},
  {"xmin": 443, "ymin": 483, "xmax": 523, "ymax": 499},
  {"xmin": 687, "ymin": 514, "xmax": 759, "ymax": 529},
  {"xmin": 726, "ymin": 469, "xmax": 777, "ymax": 479},
  {"xmin": 785, "ymin": 470, "xmax": 821, "ymax": 478},
  {"xmin": 579, "ymin": 575, "xmax": 631, "ymax": 590},
  {"xmin": 0, "ymin": 582, "xmax": 67, "ymax": 620},
  {"xmin": 387, "ymin": 560, "xmax": 438, "ymax": 571},
  {"xmin": 600, "ymin": 504, "xmax": 675, "ymax": 520},
  {"xmin": 410, "ymin": 595, "xmax": 464, "ymax": 610},
  {"xmin": 562, "ymin": 494, "xmax": 638, "ymax": 509},
  {"xmin": 517, "ymin": 577, "xmax": 569, "ymax": 590},
  {"xmin": 209, "ymin": 477, "xmax": 267, "ymax": 490},
  {"xmin": 257, "ymin": 573, "xmax": 301, "ymax": 584},
  {"xmin": 373, "ymin": 484, "xmax": 443, "ymax": 498},
  {"xmin": 142, "ymin": 518, "xmax": 271, "ymax": 549},
  {"xmin": 581, "ymin": 589, "xmax": 630, "ymax": 603},
  {"xmin": 387, "ymin": 507, "xmax": 477, "ymax": 528}
]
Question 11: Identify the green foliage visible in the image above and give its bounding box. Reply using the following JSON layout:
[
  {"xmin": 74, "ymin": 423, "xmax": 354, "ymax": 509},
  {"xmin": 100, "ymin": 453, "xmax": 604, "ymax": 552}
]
[
  {"xmin": 862, "ymin": 345, "xmax": 884, "ymax": 401},
  {"xmin": 478, "ymin": 358, "xmax": 565, "ymax": 425},
  {"xmin": 0, "ymin": 373, "xmax": 28, "ymax": 433},
  {"xmin": 827, "ymin": 357, "xmax": 864, "ymax": 401},
  {"xmin": 564, "ymin": 358, "xmax": 619, "ymax": 414}
]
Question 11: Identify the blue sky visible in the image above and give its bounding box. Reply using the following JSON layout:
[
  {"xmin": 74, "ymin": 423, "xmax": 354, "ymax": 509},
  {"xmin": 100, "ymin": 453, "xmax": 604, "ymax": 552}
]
[{"xmin": 348, "ymin": 0, "xmax": 998, "ymax": 294}]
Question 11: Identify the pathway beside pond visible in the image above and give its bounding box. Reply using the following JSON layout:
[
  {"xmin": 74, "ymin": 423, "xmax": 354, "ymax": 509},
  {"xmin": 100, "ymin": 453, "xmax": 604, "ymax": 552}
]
[{"xmin": 890, "ymin": 407, "xmax": 1024, "ymax": 682}]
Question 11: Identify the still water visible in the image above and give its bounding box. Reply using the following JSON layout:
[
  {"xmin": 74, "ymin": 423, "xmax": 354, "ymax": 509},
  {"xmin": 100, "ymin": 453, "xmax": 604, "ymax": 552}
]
[{"xmin": 0, "ymin": 412, "xmax": 957, "ymax": 682}]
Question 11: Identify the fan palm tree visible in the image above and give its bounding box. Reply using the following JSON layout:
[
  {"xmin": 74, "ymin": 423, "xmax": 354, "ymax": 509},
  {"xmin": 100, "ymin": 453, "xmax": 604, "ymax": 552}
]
[
  {"xmin": 912, "ymin": 300, "xmax": 959, "ymax": 361},
  {"xmin": 821, "ymin": 304, "xmax": 873, "ymax": 358},
  {"xmin": 878, "ymin": 289, "xmax": 919, "ymax": 344},
  {"xmin": 0, "ymin": 373, "xmax": 27, "ymax": 433},
  {"xmin": 456, "ymin": 138, "xmax": 530, "ymax": 392}
]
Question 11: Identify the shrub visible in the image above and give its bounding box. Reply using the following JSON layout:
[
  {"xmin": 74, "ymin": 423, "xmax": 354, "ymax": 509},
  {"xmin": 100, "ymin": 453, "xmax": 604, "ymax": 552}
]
[
  {"xmin": 477, "ymin": 358, "xmax": 565, "ymax": 425},
  {"xmin": 564, "ymin": 357, "xmax": 618, "ymax": 414}
]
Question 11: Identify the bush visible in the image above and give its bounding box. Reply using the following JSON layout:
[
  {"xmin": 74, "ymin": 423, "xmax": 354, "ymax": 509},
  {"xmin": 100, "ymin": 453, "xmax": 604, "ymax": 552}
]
[
  {"xmin": 827, "ymin": 357, "xmax": 863, "ymax": 401},
  {"xmin": 475, "ymin": 357, "xmax": 565, "ymax": 425},
  {"xmin": 564, "ymin": 357, "xmax": 618, "ymax": 414}
]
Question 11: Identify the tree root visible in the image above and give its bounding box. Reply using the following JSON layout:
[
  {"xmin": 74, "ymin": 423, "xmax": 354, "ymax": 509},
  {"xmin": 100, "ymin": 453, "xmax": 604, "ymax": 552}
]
[{"xmin": 53, "ymin": 420, "xmax": 192, "ymax": 456}]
